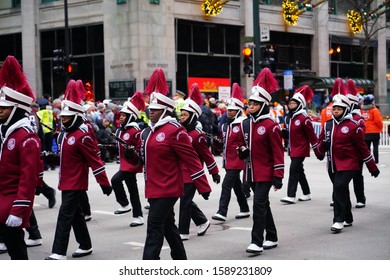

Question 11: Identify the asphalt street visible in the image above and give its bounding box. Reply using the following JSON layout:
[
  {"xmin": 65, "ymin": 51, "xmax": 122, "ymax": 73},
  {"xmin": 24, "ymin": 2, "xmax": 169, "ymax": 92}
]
[{"xmin": 1, "ymin": 148, "xmax": 390, "ymax": 261}]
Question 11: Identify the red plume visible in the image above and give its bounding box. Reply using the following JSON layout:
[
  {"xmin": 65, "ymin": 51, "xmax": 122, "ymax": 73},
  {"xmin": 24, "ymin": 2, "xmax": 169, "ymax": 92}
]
[
  {"xmin": 231, "ymin": 83, "xmax": 244, "ymax": 101},
  {"xmin": 346, "ymin": 79, "xmax": 358, "ymax": 96},
  {"xmin": 331, "ymin": 78, "xmax": 347, "ymax": 97},
  {"xmin": 144, "ymin": 67, "xmax": 169, "ymax": 96},
  {"xmin": 0, "ymin": 55, "xmax": 35, "ymax": 101},
  {"xmin": 64, "ymin": 79, "xmax": 82, "ymax": 105},
  {"xmin": 252, "ymin": 67, "xmax": 278, "ymax": 94},
  {"xmin": 130, "ymin": 90, "xmax": 146, "ymax": 111},
  {"xmin": 295, "ymin": 85, "xmax": 314, "ymax": 103},
  {"xmin": 76, "ymin": 80, "xmax": 87, "ymax": 101},
  {"xmin": 189, "ymin": 83, "xmax": 204, "ymax": 106}
]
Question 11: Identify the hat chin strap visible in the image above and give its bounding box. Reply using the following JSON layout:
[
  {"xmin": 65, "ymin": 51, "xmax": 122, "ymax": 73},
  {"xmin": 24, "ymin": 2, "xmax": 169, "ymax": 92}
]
[
  {"xmin": 154, "ymin": 108, "xmax": 168, "ymax": 125},
  {"xmin": 61, "ymin": 115, "xmax": 78, "ymax": 130},
  {"xmin": 253, "ymin": 103, "xmax": 266, "ymax": 118},
  {"xmin": 1, "ymin": 106, "xmax": 18, "ymax": 126}
]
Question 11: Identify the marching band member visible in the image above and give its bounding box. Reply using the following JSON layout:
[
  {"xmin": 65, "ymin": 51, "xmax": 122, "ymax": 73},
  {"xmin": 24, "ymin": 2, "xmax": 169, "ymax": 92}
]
[
  {"xmin": 239, "ymin": 67, "xmax": 284, "ymax": 254},
  {"xmin": 315, "ymin": 78, "xmax": 379, "ymax": 233},
  {"xmin": 212, "ymin": 83, "xmax": 250, "ymax": 222},
  {"xmin": 280, "ymin": 85, "xmax": 320, "ymax": 204},
  {"xmin": 0, "ymin": 55, "xmax": 41, "ymax": 259},
  {"xmin": 111, "ymin": 91, "xmax": 145, "ymax": 227},
  {"xmin": 178, "ymin": 83, "xmax": 220, "ymax": 240},
  {"xmin": 46, "ymin": 80, "xmax": 112, "ymax": 260},
  {"xmin": 346, "ymin": 79, "xmax": 367, "ymax": 208},
  {"xmin": 140, "ymin": 68, "xmax": 211, "ymax": 260}
]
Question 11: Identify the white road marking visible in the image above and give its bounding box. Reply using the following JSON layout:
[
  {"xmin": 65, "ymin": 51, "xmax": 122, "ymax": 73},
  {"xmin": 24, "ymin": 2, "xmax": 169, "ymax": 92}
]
[
  {"xmin": 229, "ymin": 227, "xmax": 252, "ymax": 231},
  {"xmin": 125, "ymin": 241, "xmax": 169, "ymax": 250}
]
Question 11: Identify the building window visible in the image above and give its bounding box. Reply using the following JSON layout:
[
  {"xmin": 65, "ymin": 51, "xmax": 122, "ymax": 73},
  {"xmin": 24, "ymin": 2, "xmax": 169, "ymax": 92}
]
[
  {"xmin": 259, "ymin": 0, "xmax": 284, "ymax": 5},
  {"xmin": 176, "ymin": 19, "xmax": 241, "ymax": 94},
  {"xmin": 41, "ymin": 0, "xmax": 59, "ymax": 3},
  {"xmin": 0, "ymin": 33, "xmax": 22, "ymax": 61},
  {"xmin": 329, "ymin": 43, "xmax": 374, "ymax": 79},
  {"xmin": 40, "ymin": 24, "xmax": 104, "ymax": 101},
  {"xmin": 0, "ymin": 0, "xmax": 20, "ymax": 10},
  {"xmin": 329, "ymin": 0, "xmax": 371, "ymax": 15}
]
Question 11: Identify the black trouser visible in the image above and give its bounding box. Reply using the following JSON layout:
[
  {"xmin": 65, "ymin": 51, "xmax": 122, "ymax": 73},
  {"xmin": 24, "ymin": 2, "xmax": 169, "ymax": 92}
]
[
  {"xmin": 26, "ymin": 209, "xmax": 42, "ymax": 240},
  {"xmin": 111, "ymin": 170, "xmax": 143, "ymax": 218},
  {"xmin": 41, "ymin": 181, "xmax": 55, "ymax": 201},
  {"xmin": 352, "ymin": 161, "xmax": 365, "ymax": 204},
  {"xmin": 251, "ymin": 182, "xmax": 277, "ymax": 247},
  {"xmin": 0, "ymin": 223, "xmax": 27, "ymax": 260},
  {"xmin": 217, "ymin": 169, "xmax": 249, "ymax": 217},
  {"xmin": 51, "ymin": 190, "xmax": 92, "ymax": 256},
  {"xmin": 287, "ymin": 157, "xmax": 310, "ymax": 197},
  {"xmin": 365, "ymin": 134, "xmax": 380, "ymax": 163},
  {"xmin": 80, "ymin": 191, "xmax": 91, "ymax": 217},
  {"xmin": 43, "ymin": 132, "xmax": 54, "ymax": 169},
  {"xmin": 179, "ymin": 183, "xmax": 208, "ymax": 235},
  {"xmin": 143, "ymin": 197, "xmax": 187, "ymax": 260},
  {"xmin": 328, "ymin": 169, "xmax": 355, "ymax": 224}
]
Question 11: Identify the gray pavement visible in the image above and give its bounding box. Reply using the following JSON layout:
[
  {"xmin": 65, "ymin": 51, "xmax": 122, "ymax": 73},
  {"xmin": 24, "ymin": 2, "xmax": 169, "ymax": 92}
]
[{"xmin": 1, "ymin": 148, "xmax": 390, "ymax": 261}]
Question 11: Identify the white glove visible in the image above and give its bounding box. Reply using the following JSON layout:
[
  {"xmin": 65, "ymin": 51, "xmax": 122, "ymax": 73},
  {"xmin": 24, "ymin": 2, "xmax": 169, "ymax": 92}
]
[{"xmin": 5, "ymin": 215, "xmax": 22, "ymax": 227}]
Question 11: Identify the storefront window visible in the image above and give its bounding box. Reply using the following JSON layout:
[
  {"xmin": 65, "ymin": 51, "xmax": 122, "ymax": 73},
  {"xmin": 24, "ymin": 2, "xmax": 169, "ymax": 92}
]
[
  {"xmin": 0, "ymin": 33, "xmax": 22, "ymax": 61},
  {"xmin": 40, "ymin": 24, "xmax": 104, "ymax": 100},
  {"xmin": 0, "ymin": 0, "xmax": 20, "ymax": 10}
]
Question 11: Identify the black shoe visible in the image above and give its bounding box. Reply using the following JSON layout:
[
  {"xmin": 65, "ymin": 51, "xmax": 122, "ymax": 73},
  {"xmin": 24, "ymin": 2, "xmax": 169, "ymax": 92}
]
[
  {"xmin": 48, "ymin": 190, "xmax": 56, "ymax": 208},
  {"xmin": 114, "ymin": 205, "xmax": 132, "ymax": 215},
  {"xmin": 72, "ymin": 248, "xmax": 93, "ymax": 258}
]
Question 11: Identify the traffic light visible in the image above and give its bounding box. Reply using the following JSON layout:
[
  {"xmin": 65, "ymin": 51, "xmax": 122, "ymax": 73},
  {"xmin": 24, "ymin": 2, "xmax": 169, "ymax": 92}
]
[
  {"xmin": 261, "ymin": 44, "xmax": 275, "ymax": 69},
  {"xmin": 242, "ymin": 46, "xmax": 254, "ymax": 75},
  {"xmin": 65, "ymin": 62, "xmax": 78, "ymax": 75},
  {"xmin": 52, "ymin": 49, "xmax": 65, "ymax": 74}
]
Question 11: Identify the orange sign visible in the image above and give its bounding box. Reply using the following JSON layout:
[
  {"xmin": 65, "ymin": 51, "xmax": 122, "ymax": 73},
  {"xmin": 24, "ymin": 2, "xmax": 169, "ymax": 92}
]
[{"xmin": 188, "ymin": 77, "xmax": 231, "ymax": 93}]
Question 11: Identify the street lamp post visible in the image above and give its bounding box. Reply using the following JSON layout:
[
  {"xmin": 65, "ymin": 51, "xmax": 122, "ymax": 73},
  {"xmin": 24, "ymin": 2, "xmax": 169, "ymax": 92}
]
[
  {"xmin": 64, "ymin": 0, "xmax": 70, "ymax": 82},
  {"xmin": 253, "ymin": 0, "xmax": 261, "ymax": 78}
]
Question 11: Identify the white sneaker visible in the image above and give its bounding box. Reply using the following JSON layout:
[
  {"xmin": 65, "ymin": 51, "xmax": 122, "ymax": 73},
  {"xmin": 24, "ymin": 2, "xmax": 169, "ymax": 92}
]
[
  {"xmin": 246, "ymin": 243, "xmax": 263, "ymax": 254},
  {"xmin": 25, "ymin": 238, "xmax": 43, "ymax": 247},
  {"xmin": 263, "ymin": 240, "xmax": 278, "ymax": 249},
  {"xmin": 343, "ymin": 221, "xmax": 353, "ymax": 227},
  {"xmin": 45, "ymin": 253, "xmax": 67, "ymax": 260},
  {"xmin": 212, "ymin": 213, "xmax": 226, "ymax": 222},
  {"xmin": 130, "ymin": 216, "xmax": 144, "ymax": 227},
  {"xmin": 180, "ymin": 234, "xmax": 189, "ymax": 241},
  {"xmin": 280, "ymin": 197, "xmax": 296, "ymax": 204},
  {"xmin": 355, "ymin": 202, "xmax": 365, "ymax": 208},
  {"xmin": 235, "ymin": 212, "xmax": 250, "ymax": 219},
  {"xmin": 114, "ymin": 205, "xmax": 132, "ymax": 215},
  {"xmin": 298, "ymin": 194, "xmax": 311, "ymax": 201},
  {"xmin": 72, "ymin": 248, "xmax": 93, "ymax": 258},
  {"xmin": 378, "ymin": 163, "xmax": 386, "ymax": 168},
  {"xmin": 197, "ymin": 220, "xmax": 210, "ymax": 236},
  {"xmin": 331, "ymin": 222, "xmax": 344, "ymax": 232},
  {"xmin": 84, "ymin": 215, "xmax": 92, "ymax": 221}
]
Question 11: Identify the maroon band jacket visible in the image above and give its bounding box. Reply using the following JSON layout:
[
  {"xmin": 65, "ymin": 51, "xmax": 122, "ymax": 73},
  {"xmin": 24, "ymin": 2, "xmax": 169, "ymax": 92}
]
[
  {"xmin": 141, "ymin": 117, "xmax": 211, "ymax": 199},
  {"xmin": 57, "ymin": 123, "xmax": 110, "ymax": 190},
  {"xmin": 286, "ymin": 110, "xmax": 319, "ymax": 157},
  {"xmin": 182, "ymin": 126, "xmax": 219, "ymax": 185},
  {"xmin": 242, "ymin": 115, "xmax": 284, "ymax": 182},
  {"xmin": 0, "ymin": 118, "xmax": 41, "ymax": 227},
  {"xmin": 317, "ymin": 115, "xmax": 378, "ymax": 174}
]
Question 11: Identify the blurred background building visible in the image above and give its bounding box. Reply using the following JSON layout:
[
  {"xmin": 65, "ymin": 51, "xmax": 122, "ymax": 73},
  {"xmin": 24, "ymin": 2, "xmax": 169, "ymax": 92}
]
[{"xmin": 0, "ymin": 0, "xmax": 389, "ymax": 115}]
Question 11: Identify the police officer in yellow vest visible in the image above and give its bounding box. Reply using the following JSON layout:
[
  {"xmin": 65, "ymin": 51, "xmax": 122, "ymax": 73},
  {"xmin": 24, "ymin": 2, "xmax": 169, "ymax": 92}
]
[
  {"xmin": 173, "ymin": 90, "xmax": 186, "ymax": 120},
  {"xmin": 36, "ymin": 105, "xmax": 56, "ymax": 170}
]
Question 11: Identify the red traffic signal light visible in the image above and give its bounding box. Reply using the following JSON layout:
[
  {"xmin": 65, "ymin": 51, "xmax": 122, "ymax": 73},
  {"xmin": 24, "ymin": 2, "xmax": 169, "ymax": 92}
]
[{"xmin": 65, "ymin": 62, "xmax": 78, "ymax": 75}]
